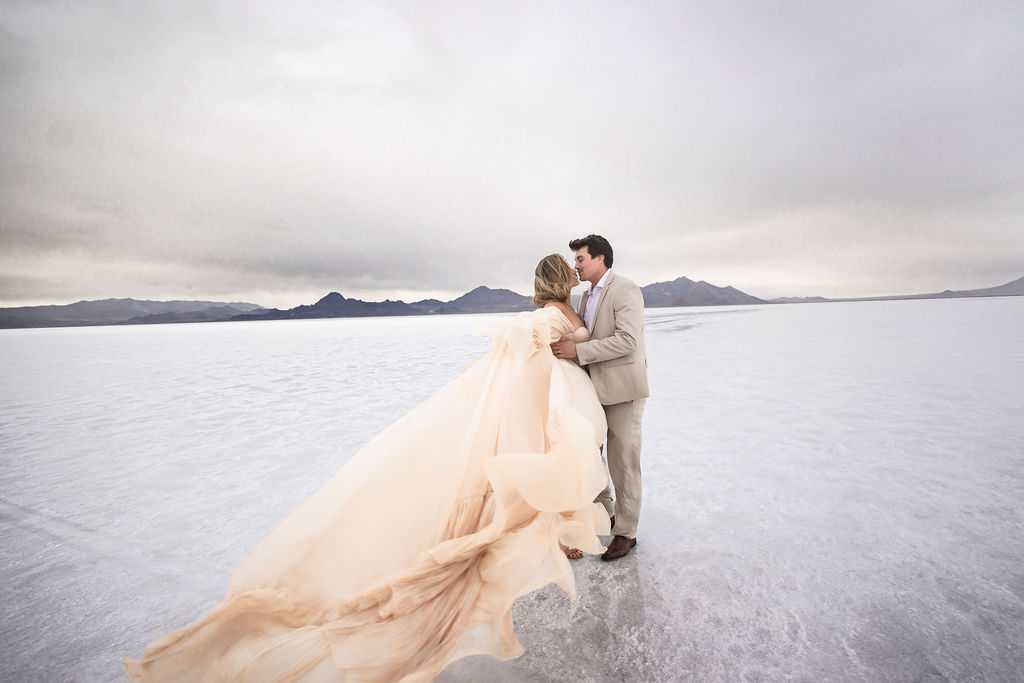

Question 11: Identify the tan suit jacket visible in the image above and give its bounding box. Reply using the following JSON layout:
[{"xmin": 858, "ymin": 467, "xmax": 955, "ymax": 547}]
[{"xmin": 575, "ymin": 270, "xmax": 649, "ymax": 406}]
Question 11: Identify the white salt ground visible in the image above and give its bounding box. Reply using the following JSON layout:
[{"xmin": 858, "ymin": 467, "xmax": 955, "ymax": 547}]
[{"xmin": 1, "ymin": 296, "xmax": 1022, "ymax": 681}]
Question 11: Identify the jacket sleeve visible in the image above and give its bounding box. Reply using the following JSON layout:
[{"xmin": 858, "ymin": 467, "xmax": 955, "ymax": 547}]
[{"xmin": 575, "ymin": 281, "xmax": 644, "ymax": 365}]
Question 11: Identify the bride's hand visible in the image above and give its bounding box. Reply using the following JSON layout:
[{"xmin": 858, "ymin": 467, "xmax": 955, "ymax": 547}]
[{"xmin": 550, "ymin": 341, "xmax": 577, "ymax": 360}]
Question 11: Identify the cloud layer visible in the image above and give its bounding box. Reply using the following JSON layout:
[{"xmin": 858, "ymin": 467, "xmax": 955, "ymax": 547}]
[{"xmin": 2, "ymin": 1, "xmax": 1022, "ymax": 307}]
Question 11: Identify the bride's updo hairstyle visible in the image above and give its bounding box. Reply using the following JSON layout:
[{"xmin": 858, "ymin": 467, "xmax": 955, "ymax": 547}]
[{"xmin": 532, "ymin": 254, "xmax": 576, "ymax": 308}]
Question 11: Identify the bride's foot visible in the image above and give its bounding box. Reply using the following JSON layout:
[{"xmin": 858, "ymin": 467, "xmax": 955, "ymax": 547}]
[{"xmin": 560, "ymin": 544, "xmax": 583, "ymax": 560}]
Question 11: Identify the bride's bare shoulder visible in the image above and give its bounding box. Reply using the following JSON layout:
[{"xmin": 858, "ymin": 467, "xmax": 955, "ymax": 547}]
[
  {"xmin": 542, "ymin": 301, "xmax": 584, "ymax": 328},
  {"xmin": 541, "ymin": 301, "xmax": 571, "ymax": 315}
]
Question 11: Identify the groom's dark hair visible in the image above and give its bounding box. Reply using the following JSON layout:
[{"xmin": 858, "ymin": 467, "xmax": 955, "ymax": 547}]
[{"xmin": 569, "ymin": 234, "xmax": 614, "ymax": 268}]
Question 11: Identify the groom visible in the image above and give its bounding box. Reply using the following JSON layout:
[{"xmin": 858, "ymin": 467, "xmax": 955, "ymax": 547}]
[{"xmin": 550, "ymin": 235, "xmax": 649, "ymax": 560}]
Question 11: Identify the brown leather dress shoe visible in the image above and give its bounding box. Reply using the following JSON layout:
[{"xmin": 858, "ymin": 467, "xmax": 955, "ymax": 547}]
[{"xmin": 601, "ymin": 535, "xmax": 636, "ymax": 561}]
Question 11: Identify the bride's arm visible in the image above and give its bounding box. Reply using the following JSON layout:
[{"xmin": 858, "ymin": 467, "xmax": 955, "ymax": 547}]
[{"xmin": 544, "ymin": 302, "xmax": 585, "ymax": 360}]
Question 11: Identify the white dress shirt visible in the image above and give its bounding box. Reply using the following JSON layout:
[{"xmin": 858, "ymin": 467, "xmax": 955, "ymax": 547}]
[{"xmin": 584, "ymin": 270, "xmax": 610, "ymax": 331}]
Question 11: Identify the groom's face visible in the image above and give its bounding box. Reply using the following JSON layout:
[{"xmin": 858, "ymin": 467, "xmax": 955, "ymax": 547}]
[{"xmin": 574, "ymin": 247, "xmax": 605, "ymax": 284}]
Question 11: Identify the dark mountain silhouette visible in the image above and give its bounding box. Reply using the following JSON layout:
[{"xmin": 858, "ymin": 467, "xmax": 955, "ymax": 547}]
[
  {"xmin": 408, "ymin": 298, "xmax": 445, "ymax": 314},
  {"xmin": 4, "ymin": 274, "xmax": 1019, "ymax": 329},
  {"xmin": 767, "ymin": 274, "xmax": 1024, "ymax": 304},
  {"xmin": 232, "ymin": 292, "xmax": 419, "ymax": 320},
  {"xmin": 121, "ymin": 305, "xmax": 262, "ymax": 325},
  {"xmin": 433, "ymin": 286, "xmax": 534, "ymax": 314},
  {"xmin": 234, "ymin": 286, "xmax": 534, "ymax": 322},
  {"xmin": 932, "ymin": 275, "xmax": 1024, "ymax": 298},
  {"xmin": 235, "ymin": 278, "xmax": 765, "ymax": 323},
  {"xmin": 641, "ymin": 277, "xmax": 764, "ymax": 307},
  {"xmin": 0, "ymin": 299, "xmax": 264, "ymax": 329}
]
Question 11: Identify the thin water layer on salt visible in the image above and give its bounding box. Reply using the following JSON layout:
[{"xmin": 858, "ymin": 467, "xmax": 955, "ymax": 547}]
[{"xmin": 2, "ymin": 298, "xmax": 1022, "ymax": 681}]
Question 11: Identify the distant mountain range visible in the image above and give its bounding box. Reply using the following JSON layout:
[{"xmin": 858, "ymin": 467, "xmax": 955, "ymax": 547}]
[
  {"xmin": 233, "ymin": 286, "xmax": 535, "ymax": 322},
  {"xmin": 0, "ymin": 299, "xmax": 265, "ymax": 329},
  {"xmin": 642, "ymin": 276, "xmax": 764, "ymax": 306},
  {"xmin": 1, "ymin": 275, "xmax": 1020, "ymax": 329},
  {"xmin": 767, "ymin": 274, "xmax": 1024, "ymax": 304}
]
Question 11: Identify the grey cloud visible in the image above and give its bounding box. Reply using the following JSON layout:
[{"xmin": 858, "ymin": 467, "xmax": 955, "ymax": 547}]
[{"xmin": 1, "ymin": 0, "xmax": 1022, "ymax": 306}]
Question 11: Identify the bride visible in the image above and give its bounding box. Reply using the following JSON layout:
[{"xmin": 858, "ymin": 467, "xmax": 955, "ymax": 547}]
[{"xmin": 122, "ymin": 254, "xmax": 610, "ymax": 682}]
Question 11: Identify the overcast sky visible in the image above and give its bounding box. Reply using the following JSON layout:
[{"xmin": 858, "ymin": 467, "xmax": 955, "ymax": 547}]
[{"xmin": 2, "ymin": 1, "xmax": 1022, "ymax": 308}]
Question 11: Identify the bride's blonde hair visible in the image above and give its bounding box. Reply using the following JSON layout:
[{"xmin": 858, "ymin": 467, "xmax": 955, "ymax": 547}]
[{"xmin": 532, "ymin": 254, "xmax": 576, "ymax": 308}]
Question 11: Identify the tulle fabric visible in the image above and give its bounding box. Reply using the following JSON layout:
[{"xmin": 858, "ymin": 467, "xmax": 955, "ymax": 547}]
[{"xmin": 122, "ymin": 306, "xmax": 609, "ymax": 682}]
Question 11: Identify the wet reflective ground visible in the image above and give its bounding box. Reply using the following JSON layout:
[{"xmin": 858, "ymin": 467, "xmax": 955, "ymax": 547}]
[{"xmin": 3, "ymin": 299, "xmax": 1023, "ymax": 681}]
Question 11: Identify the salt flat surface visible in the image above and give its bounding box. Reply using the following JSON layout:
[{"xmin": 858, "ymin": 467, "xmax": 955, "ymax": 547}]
[{"xmin": 2, "ymin": 297, "xmax": 1022, "ymax": 681}]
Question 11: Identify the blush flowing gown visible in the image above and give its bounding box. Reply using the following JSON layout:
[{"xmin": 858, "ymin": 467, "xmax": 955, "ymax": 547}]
[{"xmin": 122, "ymin": 306, "xmax": 609, "ymax": 682}]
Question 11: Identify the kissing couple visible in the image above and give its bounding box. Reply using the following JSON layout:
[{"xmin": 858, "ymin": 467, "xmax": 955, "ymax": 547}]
[{"xmin": 123, "ymin": 234, "xmax": 649, "ymax": 682}]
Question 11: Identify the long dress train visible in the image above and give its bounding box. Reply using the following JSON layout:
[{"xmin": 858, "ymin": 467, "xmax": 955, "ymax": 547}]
[{"xmin": 122, "ymin": 306, "xmax": 609, "ymax": 682}]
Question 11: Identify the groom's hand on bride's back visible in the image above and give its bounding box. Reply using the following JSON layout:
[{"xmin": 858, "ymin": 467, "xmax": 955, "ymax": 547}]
[{"xmin": 550, "ymin": 341, "xmax": 577, "ymax": 359}]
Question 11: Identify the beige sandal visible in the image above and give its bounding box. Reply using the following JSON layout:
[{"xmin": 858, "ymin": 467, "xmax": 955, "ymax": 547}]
[{"xmin": 560, "ymin": 544, "xmax": 584, "ymax": 560}]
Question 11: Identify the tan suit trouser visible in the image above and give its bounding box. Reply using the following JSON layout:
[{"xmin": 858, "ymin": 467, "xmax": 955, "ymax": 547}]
[{"xmin": 595, "ymin": 398, "xmax": 645, "ymax": 539}]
